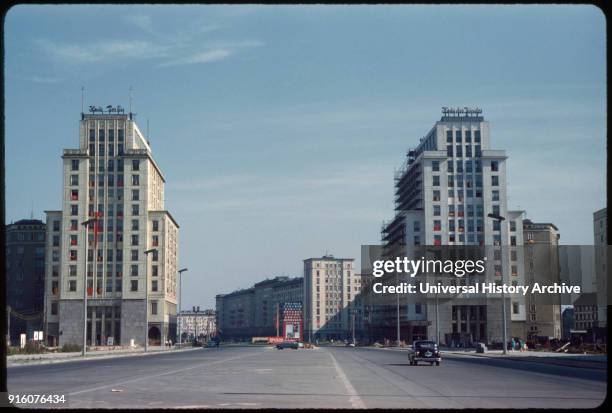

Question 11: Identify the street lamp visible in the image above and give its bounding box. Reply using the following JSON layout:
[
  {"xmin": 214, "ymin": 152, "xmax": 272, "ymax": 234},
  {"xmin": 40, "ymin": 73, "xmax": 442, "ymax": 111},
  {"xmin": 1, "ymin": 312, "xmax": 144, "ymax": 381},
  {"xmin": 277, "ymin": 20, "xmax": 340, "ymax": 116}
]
[
  {"xmin": 487, "ymin": 213, "xmax": 508, "ymax": 355},
  {"xmin": 81, "ymin": 217, "xmax": 98, "ymax": 356},
  {"xmin": 177, "ymin": 268, "xmax": 188, "ymax": 348},
  {"xmin": 144, "ymin": 248, "xmax": 158, "ymax": 352}
]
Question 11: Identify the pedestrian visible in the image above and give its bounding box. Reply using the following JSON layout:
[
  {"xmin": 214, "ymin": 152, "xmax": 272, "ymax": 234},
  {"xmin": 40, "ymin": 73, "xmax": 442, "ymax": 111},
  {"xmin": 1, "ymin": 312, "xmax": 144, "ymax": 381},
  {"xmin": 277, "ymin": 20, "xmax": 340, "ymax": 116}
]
[
  {"xmin": 523, "ymin": 341, "xmax": 528, "ymax": 352},
  {"xmin": 519, "ymin": 339, "xmax": 524, "ymax": 352},
  {"xmin": 511, "ymin": 338, "xmax": 516, "ymax": 352}
]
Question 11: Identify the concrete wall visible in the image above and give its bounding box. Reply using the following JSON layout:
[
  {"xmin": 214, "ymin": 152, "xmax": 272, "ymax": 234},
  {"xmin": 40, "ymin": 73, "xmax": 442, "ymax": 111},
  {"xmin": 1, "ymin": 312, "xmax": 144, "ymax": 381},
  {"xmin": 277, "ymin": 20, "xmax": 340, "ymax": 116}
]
[
  {"xmin": 121, "ymin": 299, "xmax": 146, "ymax": 346},
  {"xmin": 58, "ymin": 300, "xmax": 85, "ymax": 347}
]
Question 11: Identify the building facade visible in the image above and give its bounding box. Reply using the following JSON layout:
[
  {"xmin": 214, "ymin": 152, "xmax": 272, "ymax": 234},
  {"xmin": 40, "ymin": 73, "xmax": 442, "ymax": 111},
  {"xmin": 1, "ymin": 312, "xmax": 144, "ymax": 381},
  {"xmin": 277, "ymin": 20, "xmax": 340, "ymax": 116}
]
[
  {"xmin": 369, "ymin": 108, "xmax": 525, "ymax": 346},
  {"xmin": 522, "ymin": 219, "xmax": 562, "ymax": 340},
  {"xmin": 178, "ymin": 308, "xmax": 216, "ymax": 342},
  {"xmin": 303, "ymin": 255, "xmax": 363, "ymax": 341},
  {"xmin": 6, "ymin": 219, "xmax": 46, "ymax": 345},
  {"xmin": 44, "ymin": 109, "xmax": 179, "ymax": 348},
  {"xmin": 216, "ymin": 276, "xmax": 303, "ymax": 340},
  {"xmin": 593, "ymin": 208, "xmax": 607, "ymax": 337}
]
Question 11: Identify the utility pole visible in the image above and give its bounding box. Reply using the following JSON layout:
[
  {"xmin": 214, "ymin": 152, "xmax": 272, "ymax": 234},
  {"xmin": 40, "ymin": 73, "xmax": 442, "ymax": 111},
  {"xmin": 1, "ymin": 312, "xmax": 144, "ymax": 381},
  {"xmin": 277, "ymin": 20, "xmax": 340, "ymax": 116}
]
[{"xmin": 276, "ymin": 303, "xmax": 280, "ymax": 337}]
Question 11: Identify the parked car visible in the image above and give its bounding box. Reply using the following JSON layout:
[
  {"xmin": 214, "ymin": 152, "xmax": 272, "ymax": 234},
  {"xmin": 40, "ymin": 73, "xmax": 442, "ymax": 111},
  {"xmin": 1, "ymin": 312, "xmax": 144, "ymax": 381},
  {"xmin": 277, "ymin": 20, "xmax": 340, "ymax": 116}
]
[
  {"xmin": 408, "ymin": 340, "xmax": 441, "ymax": 366},
  {"xmin": 206, "ymin": 340, "xmax": 219, "ymax": 348},
  {"xmin": 345, "ymin": 341, "xmax": 355, "ymax": 347},
  {"xmin": 276, "ymin": 341, "xmax": 299, "ymax": 350},
  {"xmin": 297, "ymin": 342, "xmax": 304, "ymax": 348}
]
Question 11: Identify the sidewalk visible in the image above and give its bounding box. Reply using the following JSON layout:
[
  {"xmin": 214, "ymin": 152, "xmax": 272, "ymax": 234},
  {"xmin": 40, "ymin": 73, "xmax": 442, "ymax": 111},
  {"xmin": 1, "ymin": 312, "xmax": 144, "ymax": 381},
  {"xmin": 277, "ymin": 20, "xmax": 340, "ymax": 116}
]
[
  {"xmin": 7, "ymin": 345, "xmax": 202, "ymax": 367},
  {"xmin": 368, "ymin": 346, "xmax": 607, "ymax": 369}
]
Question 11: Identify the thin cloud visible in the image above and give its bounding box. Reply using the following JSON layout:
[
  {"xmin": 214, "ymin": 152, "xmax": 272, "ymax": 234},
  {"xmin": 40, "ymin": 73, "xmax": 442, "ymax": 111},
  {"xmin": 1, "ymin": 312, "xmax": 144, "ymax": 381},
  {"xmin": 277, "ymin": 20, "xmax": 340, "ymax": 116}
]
[{"xmin": 157, "ymin": 49, "xmax": 232, "ymax": 67}]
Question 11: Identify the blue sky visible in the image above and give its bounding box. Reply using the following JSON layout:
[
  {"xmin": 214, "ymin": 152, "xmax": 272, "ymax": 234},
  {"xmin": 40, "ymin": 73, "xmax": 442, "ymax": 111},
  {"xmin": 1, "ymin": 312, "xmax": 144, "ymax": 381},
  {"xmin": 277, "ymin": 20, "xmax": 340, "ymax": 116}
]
[{"xmin": 4, "ymin": 5, "xmax": 606, "ymax": 309}]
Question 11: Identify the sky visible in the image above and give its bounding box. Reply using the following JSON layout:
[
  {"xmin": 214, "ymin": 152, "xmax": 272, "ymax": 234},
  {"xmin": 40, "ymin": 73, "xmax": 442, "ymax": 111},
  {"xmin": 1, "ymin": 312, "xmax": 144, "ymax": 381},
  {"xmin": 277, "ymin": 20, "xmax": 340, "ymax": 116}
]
[{"xmin": 4, "ymin": 5, "xmax": 606, "ymax": 309}]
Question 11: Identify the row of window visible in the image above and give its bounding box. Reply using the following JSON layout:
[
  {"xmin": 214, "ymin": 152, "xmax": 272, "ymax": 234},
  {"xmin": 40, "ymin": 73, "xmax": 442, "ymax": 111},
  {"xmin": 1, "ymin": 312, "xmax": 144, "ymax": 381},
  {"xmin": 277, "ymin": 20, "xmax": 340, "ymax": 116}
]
[
  {"xmin": 432, "ymin": 174, "xmax": 499, "ymax": 187},
  {"xmin": 446, "ymin": 129, "xmax": 482, "ymax": 143},
  {"xmin": 89, "ymin": 128, "xmax": 125, "ymax": 142}
]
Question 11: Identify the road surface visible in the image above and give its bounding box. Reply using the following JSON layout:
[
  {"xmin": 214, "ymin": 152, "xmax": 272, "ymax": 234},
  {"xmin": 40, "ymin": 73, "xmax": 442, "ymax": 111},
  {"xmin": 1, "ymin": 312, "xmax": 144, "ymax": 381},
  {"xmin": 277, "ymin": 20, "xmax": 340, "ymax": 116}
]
[{"xmin": 6, "ymin": 345, "xmax": 606, "ymax": 409}]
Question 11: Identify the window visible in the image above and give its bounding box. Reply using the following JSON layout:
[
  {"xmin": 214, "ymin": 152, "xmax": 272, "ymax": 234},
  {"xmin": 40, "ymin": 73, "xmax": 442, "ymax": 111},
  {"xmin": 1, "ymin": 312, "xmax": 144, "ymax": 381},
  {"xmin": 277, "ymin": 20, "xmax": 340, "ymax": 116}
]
[
  {"xmin": 70, "ymin": 235, "xmax": 78, "ymax": 246},
  {"xmin": 512, "ymin": 302, "xmax": 519, "ymax": 315},
  {"xmin": 491, "ymin": 176, "xmax": 499, "ymax": 186},
  {"xmin": 132, "ymin": 204, "xmax": 139, "ymax": 216},
  {"xmin": 132, "ymin": 159, "xmax": 140, "ymax": 171},
  {"xmin": 433, "ymin": 205, "xmax": 441, "ymax": 216},
  {"xmin": 415, "ymin": 303, "xmax": 422, "ymax": 314},
  {"xmin": 432, "ymin": 161, "xmax": 439, "ymax": 172},
  {"xmin": 413, "ymin": 221, "xmax": 420, "ymax": 232},
  {"xmin": 71, "ymin": 220, "xmax": 78, "ymax": 231},
  {"xmin": 131, "ymin": 280, "xmax": 138, "ymax": 291},
  {"xmin": 434, "ymin": 235, "xmax": 442, "ymax": 246},
  {"xmin": 152, "ymin": 280, "xmax": 158, "ymax": 292},
  {"xmin": 433, "ymin": 220, "xmax": 441, "ymax": 231},
  {"xmin": 131, "ymin": 235, "xmax": 139, "ymax": 246},
  {"xmin": 474, "ymin": 130, "xmax": 481, "ymax": 143},
  {"xmin": 455, "ymin": 130, "xmax": 462, "ymax": 142},
  {"xmin": 455, "ymin": 145, "xmax": 463, "ymax": 157},
  {"xmin": 456, "ymin": 160, "xmax": 463, "ymax": 173},
  {"xmin": 89, "ymin": 129, "xmax": 95, "ymax": 141},
  {"xmin": 132, "ymin": 175, "xmax": 140, "ymax": 186},
  {"xmin": 432, "ymin": 190, "xmax": 440, "ymax": 201},
  {"xmin": 53, "ymin": 235, "xmax": 60, "ymax": 247},
  {"xmin": 69, "ymin": 280, "xmax": 77, "ymax": 292},
  {"xmin": 152, "ymin": 235, "xmax": 159, "ymax": 246},
  {"xmin": 492, "ymin": 190, "xmax": 499, "ymax": 202},
  {"xmin": 465, "ymin": 130, "xmax": 472, "ymax": 142},
  {"xmin": 509, "ymin": 220, "xmax": 517, "ymax": 232},
  {"xmin": 132, "ymin": 219, "xmax": 139, "ymax": 231},
  {"xmin": 432, "ymin": 175, "xmax": 440, "ymax": 186},
  {"xmin": 70, "ymin": 250, "xmax": 78, "ymax": 261},
  {"xmin": 70, "ymin": 175, "xmax": 79, "ymax": 186},
  {"xmin": 446, "ymin": 130, "xmax": 453, "ymax": 143},
  {"xmin": 491, "ymin": 161, "xmax": 499, "ymax": 172},
  {"xmin": 51, "ymin": 302, "xmax": 58, "ymax": 315},
  {"xmin": 152, "ymin": 220, "xmax": 159, "ymax": 231},
  {"xmin": 71, "ymin": 159, "xmax": 79, "ymax": 171},
  {"xmin": 132, "ymin": 189, "xmax": 139, "ymax": 201},
  {"xmin": 131, "ymin": 265, "xmax": 139, "ymax": 277},
  {"xmin": 131, "ymin": 250, "xmax": 139, "ymax": 261},
  {"xmin": 99, "ymin": 129, "xmax": 105, "ymax": 141},
  {"xmin": 152, "ymin": 265, "xmax": 159, "ymax": 277}
]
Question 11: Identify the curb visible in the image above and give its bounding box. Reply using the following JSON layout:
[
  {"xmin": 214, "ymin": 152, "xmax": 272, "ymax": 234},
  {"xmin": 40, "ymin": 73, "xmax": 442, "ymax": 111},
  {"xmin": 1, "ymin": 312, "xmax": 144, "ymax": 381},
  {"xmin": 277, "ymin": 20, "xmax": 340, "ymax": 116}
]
[{"xmin": 7, "ymin": 347, "xmax": 202, "ymax": 367}]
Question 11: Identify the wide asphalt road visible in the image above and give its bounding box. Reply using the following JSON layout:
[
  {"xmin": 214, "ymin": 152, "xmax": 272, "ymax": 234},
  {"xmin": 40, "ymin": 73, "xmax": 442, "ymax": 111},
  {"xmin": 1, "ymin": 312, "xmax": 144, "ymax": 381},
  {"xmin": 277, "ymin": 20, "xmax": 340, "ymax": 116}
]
[{"xmin": 6, "ymin": 345, "xmax": 606, "ymax": 409}]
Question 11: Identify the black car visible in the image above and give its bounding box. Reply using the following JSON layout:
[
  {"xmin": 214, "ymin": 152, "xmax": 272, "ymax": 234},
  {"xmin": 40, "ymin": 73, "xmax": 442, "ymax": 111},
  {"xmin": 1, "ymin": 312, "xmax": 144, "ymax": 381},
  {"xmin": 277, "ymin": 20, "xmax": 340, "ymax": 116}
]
[
  {"xmin": 408, "ymin": 340, "xmax": 441, "ymax": 366},
  {"xmin": 276, "ymin": 341, "xmax": 299, "ymax": 350}
]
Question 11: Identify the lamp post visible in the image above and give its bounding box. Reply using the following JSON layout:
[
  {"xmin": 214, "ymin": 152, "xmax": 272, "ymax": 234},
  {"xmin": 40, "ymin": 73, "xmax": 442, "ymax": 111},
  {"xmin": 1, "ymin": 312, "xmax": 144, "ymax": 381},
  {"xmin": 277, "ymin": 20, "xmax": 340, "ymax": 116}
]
[
  {"xmin": 177, "ymin": 268, "xmax": 188, "ymax": 348},
  {"xmin": 396, "ymin": 270, "xmax": 401, "ymax": 347},
  {"xmin": 144, "ymin": 248, "xmax": 157, "ymax": 352},
  {"xmin": 81, "ymin": 217, "xmax": 98, "ymax": 356},
  {"xmin": 487, "ymin": 213, "xmax": 508, "ymax": 355}
]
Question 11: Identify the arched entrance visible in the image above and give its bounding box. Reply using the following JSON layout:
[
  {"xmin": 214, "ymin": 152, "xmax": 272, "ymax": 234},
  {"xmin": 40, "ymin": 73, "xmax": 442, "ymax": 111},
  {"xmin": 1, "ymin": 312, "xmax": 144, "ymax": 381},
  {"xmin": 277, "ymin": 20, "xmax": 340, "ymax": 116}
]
[{"xmin": 148, "ymin": 326, "xmax": 161, "ymax": 346}]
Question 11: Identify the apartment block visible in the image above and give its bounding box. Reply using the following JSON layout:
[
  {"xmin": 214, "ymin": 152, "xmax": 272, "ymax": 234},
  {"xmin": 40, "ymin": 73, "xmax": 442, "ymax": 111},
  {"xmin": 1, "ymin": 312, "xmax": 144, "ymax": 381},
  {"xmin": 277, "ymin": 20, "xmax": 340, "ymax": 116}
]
[
  {"xmin": 522, "ymin": 219, "xmax": 562, "ymax": 340},
  {"xmin": 216, "ymin": 276, "xmax": 303, "ymax": 340},
  {"xmin": 371, "ymin": 107, "xmax": 525, "ymax": 346},
  {"xmin": 593, "ymin": 207, "xmax": 607, "ymax": 335},
  {"xmin": 303, "ymin": 255, "xmax": 363, "ymax": 341},
  {"xmin": 5, "ymin": 219, "xmax": 46, "ymax": 344},
  {"xmin": 44, "ymin": 109, "xmax": 179, "ymax": 348}
]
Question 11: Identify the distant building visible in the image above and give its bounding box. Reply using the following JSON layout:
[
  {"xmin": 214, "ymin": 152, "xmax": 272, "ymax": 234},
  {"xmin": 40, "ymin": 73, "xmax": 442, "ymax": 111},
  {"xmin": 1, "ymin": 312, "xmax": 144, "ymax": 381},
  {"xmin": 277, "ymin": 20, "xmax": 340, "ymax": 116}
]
[
  {"xmin": 303, "ymin": 255, "xmax": 363, "ymax": 341},
  {"xmin": 593, "ymin": 208, "xmax": 607, "ymax": 339},
  {"xmin": 573, "ymin": 293, "xmax": 598, "ymax": 332},
  {"xmin": 522, "ymin": 219, "xmax": 562, "ymax": 340},
  {"xmin": 561, "ymin": 307, "xmax": 575, "ymax": 340},
  {"xmin": 216, "ymin": 276, "xmax": 303, "ymax": 340},
  {"xmin": 5, "ymin": 219, "xmax": 46, "ymax": 344},
  {"xmin": 177, "ymin": 308, "xmax": 216, "ymax": 342}
]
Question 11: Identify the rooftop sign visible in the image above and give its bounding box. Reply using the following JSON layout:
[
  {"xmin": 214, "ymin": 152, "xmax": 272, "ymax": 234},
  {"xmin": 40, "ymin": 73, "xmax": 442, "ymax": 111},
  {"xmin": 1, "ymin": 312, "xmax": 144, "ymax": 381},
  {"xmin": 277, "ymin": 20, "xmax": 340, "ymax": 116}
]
[
  {"xmin": 441, "ymin": 106, "xmax": 483, "ymax": 117},
  {"xmin": 88, "ymin": 105, "xmax": 125, "ymax": 114}
]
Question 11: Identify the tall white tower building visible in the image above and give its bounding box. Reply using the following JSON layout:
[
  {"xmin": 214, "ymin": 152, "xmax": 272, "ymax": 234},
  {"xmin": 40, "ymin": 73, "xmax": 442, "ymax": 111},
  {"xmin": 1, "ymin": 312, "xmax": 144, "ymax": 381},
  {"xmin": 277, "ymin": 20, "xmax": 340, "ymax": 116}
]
[
  {"xmin": 44, "ymin": 108, "xmax": 179, "ymax": 348},
  {"xmin": 376, "ymin": 107, "xmax": 525, "ymax": 345}
]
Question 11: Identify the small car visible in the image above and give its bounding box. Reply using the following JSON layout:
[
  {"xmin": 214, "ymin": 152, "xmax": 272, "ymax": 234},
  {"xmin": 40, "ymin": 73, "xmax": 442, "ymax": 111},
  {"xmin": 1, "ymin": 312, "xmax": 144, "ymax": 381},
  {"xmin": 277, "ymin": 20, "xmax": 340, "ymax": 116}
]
[
  {"xmin": 408, "ymin": 340, "xmax": 441, "ymax": 366},
  {"xmin": 276, "ymin": 341, "xmax": 299, "ymax": 350},
  {"xmin": 206, "ymin": 340, "xmax": 219, "ymax": 348}
]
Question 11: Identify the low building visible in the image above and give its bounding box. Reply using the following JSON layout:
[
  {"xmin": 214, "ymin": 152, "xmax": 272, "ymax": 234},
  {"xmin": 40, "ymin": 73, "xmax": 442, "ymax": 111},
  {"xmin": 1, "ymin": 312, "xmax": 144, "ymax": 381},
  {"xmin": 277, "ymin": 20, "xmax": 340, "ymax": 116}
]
[
  {"xmin": 177, "ymin": 308, "xmax": 216, "ymax": 342},
  {"xmin": 573, "ymin": 293, "xmax": 598, "ymax": 333}
]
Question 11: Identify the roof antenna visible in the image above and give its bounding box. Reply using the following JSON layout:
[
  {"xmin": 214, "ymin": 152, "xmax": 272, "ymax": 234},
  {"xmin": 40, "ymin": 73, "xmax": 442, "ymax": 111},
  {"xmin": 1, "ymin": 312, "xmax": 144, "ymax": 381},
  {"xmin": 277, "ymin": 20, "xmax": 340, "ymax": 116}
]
[
  {"xmin": 147, "ymin": 118, "xmax": 150, "ymax": 145},
  {"xmin": 129, "ymin": 85, "xmax": 133, "ymax": 114}
]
